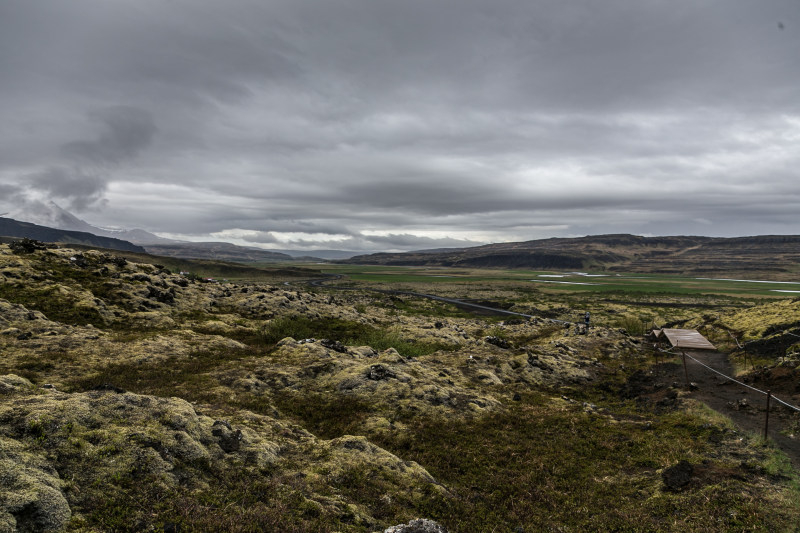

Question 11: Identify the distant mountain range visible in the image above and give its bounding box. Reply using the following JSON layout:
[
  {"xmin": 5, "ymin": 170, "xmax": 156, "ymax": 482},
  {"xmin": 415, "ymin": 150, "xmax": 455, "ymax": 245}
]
[
  {"xmin": 0, "ymin": 217, "xmax": 146, "ymax": 252},
  {"xmin": 11, "ymin": 203, "xmax": 797, "ymax": 278},
  {"xmin": 3, "ymin": 203, "xmax": 361, "ymax": 262},
  {"xmin": 143, "ymin": 242, "xmax": 294, "ymax": 263},
  {"xmin": 0, "ymin": 213, "xmax": 295, "ymax": 262},
  {"xmin": 342, "ymin": 234, "xmax": 800, "ymax": 280},
  {"xmin": 9, "ymin": 202, "xmax": 176, "ymax": 245}
]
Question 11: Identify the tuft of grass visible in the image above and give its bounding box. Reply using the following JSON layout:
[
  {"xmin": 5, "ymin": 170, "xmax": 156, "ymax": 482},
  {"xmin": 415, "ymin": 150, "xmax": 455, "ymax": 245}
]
[
  {"xmin": 258, "ymin": 316, "xmax": 372, "ymax": 345},
  {"xmin": 613, "ymin": 315, "xmax": 652, "ymax": 336}
]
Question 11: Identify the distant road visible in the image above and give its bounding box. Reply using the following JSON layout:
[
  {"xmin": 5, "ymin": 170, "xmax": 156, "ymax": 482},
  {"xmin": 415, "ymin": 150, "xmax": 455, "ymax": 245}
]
[{"xmin": 303, "ymin": 275, "xmax": 572, "ymax": 324}]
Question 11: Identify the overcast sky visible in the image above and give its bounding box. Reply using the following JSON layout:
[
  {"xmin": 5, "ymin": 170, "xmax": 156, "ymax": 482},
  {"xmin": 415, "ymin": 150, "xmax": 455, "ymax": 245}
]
[{"xmin": 1, "ymin": 1, "xmax": 799, "ymax": 252}]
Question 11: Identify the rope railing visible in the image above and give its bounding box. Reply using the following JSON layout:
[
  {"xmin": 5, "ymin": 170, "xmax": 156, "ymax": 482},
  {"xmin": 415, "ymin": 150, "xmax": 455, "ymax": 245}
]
[
  {"xmin": 681, "ymin": 351, "xmax": 800, "ymax": 413},
  {"xmin": 652, "ymin": 340, "xmax": 800, "ymax": 440},
  {"xmin": 660, "ymin": 341, "xmax": 800, "ymax": 441}
]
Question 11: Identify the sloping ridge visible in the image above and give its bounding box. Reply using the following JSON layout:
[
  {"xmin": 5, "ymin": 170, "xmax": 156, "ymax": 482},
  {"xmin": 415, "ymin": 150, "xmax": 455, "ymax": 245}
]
[
  {"xmin": 0, "ymin": 217, "xmax": 145, "ymax": 252},
  {"xmin": 342, "ymin": 234, "xmax": 800, "ymax": 277},
  {"xmin": 144, "ymin": 242, "xmax": 294, "ymax": 263}
]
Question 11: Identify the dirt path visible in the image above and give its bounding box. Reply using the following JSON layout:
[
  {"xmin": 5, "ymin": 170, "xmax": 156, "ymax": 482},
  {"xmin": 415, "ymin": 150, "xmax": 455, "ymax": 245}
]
[{"xmin": 652, "ymin": 350, "xmax": 800, "ymax": 469}]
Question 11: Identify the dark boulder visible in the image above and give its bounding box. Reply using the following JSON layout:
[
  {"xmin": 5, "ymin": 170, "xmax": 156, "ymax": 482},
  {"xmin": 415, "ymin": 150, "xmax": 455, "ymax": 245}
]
[
  {"xmin": 211, "ymin": 420, "xmax": 243, "ymax": 453},
  {"xmin": 320, "ymin": 338, "xmax": 348, "ymax": 353},
  {"xmin": 662, "ymin": 460, "xmax": 693, "ymax": 491},
  {"xmin": 485, "ymin": 336, "xmax": 511, "ymax": 349},
  {"xmin": 367, "ymin": 364, "xmax": 396, "ymax": 381}
]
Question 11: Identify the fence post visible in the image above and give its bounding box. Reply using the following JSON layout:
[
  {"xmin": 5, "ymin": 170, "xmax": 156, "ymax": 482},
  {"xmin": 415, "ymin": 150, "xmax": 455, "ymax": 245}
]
[
  {"xmin": 681, "ymin": 348, "xmax": 690, "ymax": 390},
  {"xmin": 763, "ymin": 390, "xmax": 772, "ymax": 441}
]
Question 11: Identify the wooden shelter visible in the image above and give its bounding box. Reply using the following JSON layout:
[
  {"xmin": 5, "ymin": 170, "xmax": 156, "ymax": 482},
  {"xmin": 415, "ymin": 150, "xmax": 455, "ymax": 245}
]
[{"xmin": 652, "ymin": 328, "xmax": 716, "ymax": 351}]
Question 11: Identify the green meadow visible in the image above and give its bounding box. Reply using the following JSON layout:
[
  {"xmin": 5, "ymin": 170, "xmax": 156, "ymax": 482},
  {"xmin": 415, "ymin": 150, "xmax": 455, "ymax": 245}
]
[{"xmin": 318, "ymin": 264, "xmax": 800, "ymax": 298}]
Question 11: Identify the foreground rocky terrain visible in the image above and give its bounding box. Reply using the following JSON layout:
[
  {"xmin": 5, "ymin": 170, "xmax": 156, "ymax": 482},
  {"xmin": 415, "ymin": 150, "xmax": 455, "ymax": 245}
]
[{"xmin": 1, "ymin": 241, "xmax": 799, "ymax": 532}]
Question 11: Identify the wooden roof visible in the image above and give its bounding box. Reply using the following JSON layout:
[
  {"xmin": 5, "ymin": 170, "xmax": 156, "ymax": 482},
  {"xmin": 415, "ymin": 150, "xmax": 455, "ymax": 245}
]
[{"xmin": 652, "ymin": 328, "xmax": 716, "ymax": 351}]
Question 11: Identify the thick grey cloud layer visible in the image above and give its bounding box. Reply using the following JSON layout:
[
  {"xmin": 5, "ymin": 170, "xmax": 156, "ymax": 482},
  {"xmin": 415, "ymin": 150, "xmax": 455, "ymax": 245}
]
[{"xmin": 2, "ymin": 0, "xmax": 799, "ymax": 251}]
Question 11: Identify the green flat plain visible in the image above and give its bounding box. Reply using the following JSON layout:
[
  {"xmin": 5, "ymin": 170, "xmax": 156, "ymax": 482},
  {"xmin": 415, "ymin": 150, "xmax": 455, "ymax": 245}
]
[{"xmin": 319, "ymin": 264, "xmax": 800, "ymax": 298}]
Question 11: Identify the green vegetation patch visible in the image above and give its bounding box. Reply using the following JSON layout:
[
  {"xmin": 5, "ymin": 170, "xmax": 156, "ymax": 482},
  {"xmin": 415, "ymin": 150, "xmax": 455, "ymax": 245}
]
[
  {"xmin": 324, "ymin": 264, "xmax": 800, "ymax": 299},
  {"xmin": 0, "ymin": 283, "xmax": 107, "ymax": 326},
  {"xmin": 63, "ymin": 346, "xmax": 257, "ymax": 405},
  {"xmin": 366, "ymin": 396, "xmax": 800, "ymax": 532},
  {"xmin": 71, "ymin": 461, "xmax": 344, "ymax": 532},
  {"xmin": 259, "ymin": 316, "xmax": 458, "ymax": 357}
]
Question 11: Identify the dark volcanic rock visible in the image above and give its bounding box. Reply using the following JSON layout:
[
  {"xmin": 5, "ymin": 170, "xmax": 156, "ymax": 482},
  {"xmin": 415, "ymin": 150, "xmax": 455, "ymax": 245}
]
[
  {"xmin": 485, "ymin": 335, "xmax": 511, "ymax": 349},
  {"xmin": 212, "ymin": 420, "xmax": 243, "ymax": 453},
  {"xmin": 367, "ymin": 364, "xmax": 396, "ymax": 381},
  {"xmin": 320, "ymin": 338, "xmax": 348, "ymax": 353},
  {"xmin": 662, "ymin": 460, "xmax": 693, "ymax": 491}
]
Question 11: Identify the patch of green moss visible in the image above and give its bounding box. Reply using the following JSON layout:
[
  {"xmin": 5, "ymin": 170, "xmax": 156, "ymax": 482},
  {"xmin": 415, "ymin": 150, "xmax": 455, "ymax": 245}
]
[
  {"xmin": 63, "ymin": 346, "xmax": 255, "ymax": 403},
  {"xmin": 258, "ymin": 316, "xmax": 458, "ymax": 357},
  {"xmin": 0, "ymin": 284, "xmax": 107, "ymax": 326}
]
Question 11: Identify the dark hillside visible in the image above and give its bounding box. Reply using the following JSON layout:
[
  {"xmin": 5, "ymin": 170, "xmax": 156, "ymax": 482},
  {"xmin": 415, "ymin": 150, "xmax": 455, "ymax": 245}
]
[
  {"xmin": 144, "ymin": 242, "xmax": 293, "ymax": 263},
  {"xmin": 0, "ymin": 217, "xmax": 144, "ymax": 252},
  {"xmin": 342, "ymin": 234, "xmax": 800, "ymax": 279}
]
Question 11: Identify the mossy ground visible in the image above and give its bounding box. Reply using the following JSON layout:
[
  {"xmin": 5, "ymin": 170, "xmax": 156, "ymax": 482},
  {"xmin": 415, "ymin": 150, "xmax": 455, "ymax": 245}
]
[{"xmin": 2, "ymin": 243, "xmax": 800, "ymax": 532}]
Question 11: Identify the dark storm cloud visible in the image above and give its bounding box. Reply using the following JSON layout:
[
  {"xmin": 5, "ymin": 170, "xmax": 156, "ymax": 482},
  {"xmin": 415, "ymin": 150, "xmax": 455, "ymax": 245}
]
[
  {"xmin": 8, "ymin": 105, "xmax": 155, "ymax": 211},
  {"xmin": 363, "ymin": 234, "xmax": 479, "ymax": 250},
  {"xmin": 63, "ymin": 107, "xmax": 156, "ymax": 165},
  {"xmin": 2, "ymin": 0, "xmax": 799, "ymax": 248},
  {"xmin": 29, "ymin": 168, "xmax": 107, "ymax": 211},
  {"xmin": 0, "ymin": 183, "xmax": 20, "ymax": 196}
]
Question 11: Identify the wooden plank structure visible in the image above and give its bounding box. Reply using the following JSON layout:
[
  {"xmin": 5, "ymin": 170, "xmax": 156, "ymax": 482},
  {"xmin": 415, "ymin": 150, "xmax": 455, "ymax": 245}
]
[{"xmin": 652, "ymin": 328, "xmax": 716, "ymax": 351}]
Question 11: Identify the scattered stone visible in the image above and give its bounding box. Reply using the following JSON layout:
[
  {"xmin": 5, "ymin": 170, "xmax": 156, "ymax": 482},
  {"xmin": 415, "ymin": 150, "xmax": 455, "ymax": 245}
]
[
  {"xmin": 657, "ymin": 389, "xmax": 679, "ymax": 407},
  {"xmin": 662, "ymin": 460, "xmax": 693, "ymax": 491},
  {"xmin": 384, "ymin": 518, "xmax": 448, "ymax": 533},
  {"xmin": 485, "ymin": 335, "xmax": 510, "ymax": 349},
  {"xmin": 320, "ymin": 338, "xmax": 348, "ymax": 353},
  {"xmin": 147, "ymin": 285, "xmax": 175, "ymax": 304},
  {"xmin": 92, "ymin": 383, "xmax": 126, "ymax": 393},
  {"xmin": 729, "ymin": 398, "xmax": 751, "ymax": 411},
  {"xmin": 211, "ymin": 420, "xmax": 243, "ymax": 453},
  {"xmin": 69, "ymin": 254, "xmax": 88, "ymax": 268},
  {"xmin": 367, "ymin": 364, "xmax": 396, "ymax": 381},
  {"xmin": 9, "ymin": 238, "xmax": 50, "ymax": 254}
]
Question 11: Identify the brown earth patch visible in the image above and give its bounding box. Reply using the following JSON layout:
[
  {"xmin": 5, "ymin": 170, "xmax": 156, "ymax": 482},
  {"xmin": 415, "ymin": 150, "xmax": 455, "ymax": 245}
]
[{"xmin": 624, "ymin": 350, "xmax": 800, "ymax": 469}]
